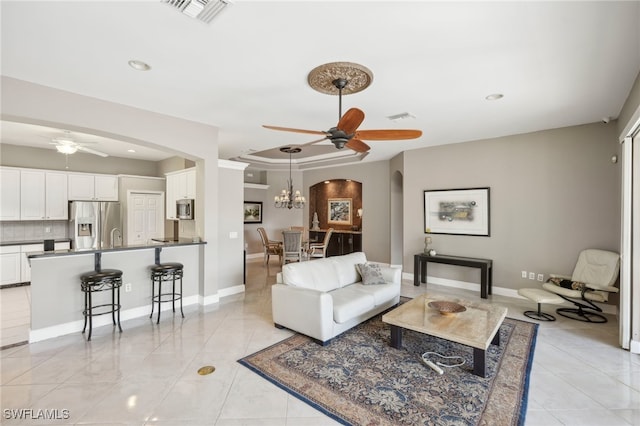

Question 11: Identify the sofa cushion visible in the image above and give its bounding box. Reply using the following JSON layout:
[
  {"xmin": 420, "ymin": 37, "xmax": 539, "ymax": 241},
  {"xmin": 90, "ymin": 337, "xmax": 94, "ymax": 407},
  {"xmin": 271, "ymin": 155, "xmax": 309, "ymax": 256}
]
[
  {"xmin": 332, "ymin": 252, "xmax": 367, "ymax": 287},
  {"xmin": 282, "ymin": 257, "xmax": 341, "ymax": 292},
  {"xmin": 356, "ymin": 263, "xmax": 386, "ymax": 285},
  {"xmin": 330, "ymin": 286, "xmax": 376, "ymax": 324},
  {"xmin": 352, "ymin": 281, "xmax": 400, "ymax": 306}
]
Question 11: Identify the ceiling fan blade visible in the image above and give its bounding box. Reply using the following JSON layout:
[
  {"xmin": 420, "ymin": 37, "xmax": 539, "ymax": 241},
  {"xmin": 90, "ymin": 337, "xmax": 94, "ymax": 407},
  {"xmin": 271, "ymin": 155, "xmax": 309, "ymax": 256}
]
[
  {"xmin": 337, "ymin": 108, "xmax": 365, "ymax": 134},
  {"xmin": 262, "ymin": 125, "xmax": 327, "ymax": 136},
  {"xmin": 354, "ymin": 129, "xmax": 423, "ymax": 140},
  {"xmin": 77, "ymin": 145, "xmax": 109, "ymax": 157},
  {"xmin": 299, "ymin": 136, "xmax": 329, "ymax": 147},
  {"xmin": 345, "ymin": 138, "xmax": 370, "ymax": 153}
]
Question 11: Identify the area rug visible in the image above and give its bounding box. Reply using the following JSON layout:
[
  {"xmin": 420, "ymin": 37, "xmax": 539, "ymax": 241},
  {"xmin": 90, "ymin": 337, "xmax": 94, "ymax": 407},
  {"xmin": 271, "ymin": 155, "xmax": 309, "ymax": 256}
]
[{"xmin": 238, "ymin": 309, "xmax": 538, "ymax": 426}]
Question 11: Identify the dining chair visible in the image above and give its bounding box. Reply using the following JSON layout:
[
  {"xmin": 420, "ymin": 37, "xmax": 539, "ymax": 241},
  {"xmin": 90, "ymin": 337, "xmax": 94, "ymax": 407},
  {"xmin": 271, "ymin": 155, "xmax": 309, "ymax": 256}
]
[
  {"xmin": 282, "ymin": 230, "xmax": 303, "ymax": 265},
  {"xmin": 308, "ymin": 228, "xmax": 334, "ymax": 259},
  {"xmin": 257, "ymin": 227, "xmax": 282, "ymax": 265}
]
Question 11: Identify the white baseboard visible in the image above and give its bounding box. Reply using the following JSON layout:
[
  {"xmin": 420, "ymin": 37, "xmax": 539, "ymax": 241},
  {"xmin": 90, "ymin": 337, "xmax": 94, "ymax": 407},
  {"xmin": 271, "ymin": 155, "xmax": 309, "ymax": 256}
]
[
  {"xmin": 29, "ymin": 295, "xmax": 200, "ymax": 343},
  {"xmin": 218, "ymin": 284, "xmax": 245, "ymax": 298},
  {"xmin": 630, "ymin": 339, "xmax": 640, "ymax": 354},
  {"xmin": 403, "ymin": 272, "xmax": 617, "ymax": 315}
]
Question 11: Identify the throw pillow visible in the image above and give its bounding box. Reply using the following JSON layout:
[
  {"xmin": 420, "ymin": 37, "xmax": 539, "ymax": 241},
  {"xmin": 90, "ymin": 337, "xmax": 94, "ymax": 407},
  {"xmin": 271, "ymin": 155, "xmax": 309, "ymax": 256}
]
[{"xmin": 356, "ymin": 263, "xmax": 387, "ymax": 285}]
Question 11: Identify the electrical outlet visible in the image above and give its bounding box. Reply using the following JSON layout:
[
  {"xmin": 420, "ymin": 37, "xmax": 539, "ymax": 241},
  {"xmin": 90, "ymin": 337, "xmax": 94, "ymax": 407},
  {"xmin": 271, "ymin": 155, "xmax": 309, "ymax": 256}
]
[
  {"xmin": 537, "ymin": 274, "xmax": 544, "ymax": 282},
  {"xmin": 521, "ymin": 271, "xmax": 527, "ymax": 278},
  {"xmin": 528, "ymin": 272, "xmax": 535, "ymax": 280},
  {"xmin": 44, "ymin": 226, "xmax": 51, "ymax": 233},
  {"xmin": 125, "ymin": 283, "xmax": 132, "ymax": 292}
]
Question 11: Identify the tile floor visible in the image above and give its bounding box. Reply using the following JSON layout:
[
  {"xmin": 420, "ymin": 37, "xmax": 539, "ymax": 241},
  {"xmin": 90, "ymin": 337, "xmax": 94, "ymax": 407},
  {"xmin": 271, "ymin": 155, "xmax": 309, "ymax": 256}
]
[{"xmin": 1, "ymin": 259, "xmax": 639, "ymax": 425}]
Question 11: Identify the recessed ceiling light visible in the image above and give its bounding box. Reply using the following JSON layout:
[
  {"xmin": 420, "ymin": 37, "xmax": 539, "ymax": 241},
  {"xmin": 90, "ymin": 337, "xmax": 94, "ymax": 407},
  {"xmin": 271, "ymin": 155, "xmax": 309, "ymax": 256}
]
[
  {"xmin": 127, "ymin": 149, "xmax": 136, "ymax": 153},
  {"xmin": 128, "ymin": 60, "xmax": 151, "ymax": 71},
  {"xmin": 485, "ymin": 93, "xmax": 504, "ymax": 101}
]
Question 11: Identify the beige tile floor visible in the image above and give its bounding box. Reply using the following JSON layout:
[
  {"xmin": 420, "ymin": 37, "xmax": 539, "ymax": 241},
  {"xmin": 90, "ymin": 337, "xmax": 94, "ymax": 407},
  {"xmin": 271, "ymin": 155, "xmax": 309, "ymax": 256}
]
[{"xmin": 1, "ymin": 259, "xmax": 639, "ymax": 425}]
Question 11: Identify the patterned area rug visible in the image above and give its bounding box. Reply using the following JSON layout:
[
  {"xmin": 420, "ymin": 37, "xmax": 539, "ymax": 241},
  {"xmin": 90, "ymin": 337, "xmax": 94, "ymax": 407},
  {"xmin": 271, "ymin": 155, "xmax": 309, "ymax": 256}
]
[{"xmin": 239, "ymin": 309, "xmax": 538, "ymax": 426}]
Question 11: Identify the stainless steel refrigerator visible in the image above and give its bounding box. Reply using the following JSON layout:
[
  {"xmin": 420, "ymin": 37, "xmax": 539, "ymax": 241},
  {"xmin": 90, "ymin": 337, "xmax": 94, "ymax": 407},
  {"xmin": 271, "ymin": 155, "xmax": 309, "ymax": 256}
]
[{"xmin": 69, "ymin": 201, "xmax": 123, "ymax": 250}]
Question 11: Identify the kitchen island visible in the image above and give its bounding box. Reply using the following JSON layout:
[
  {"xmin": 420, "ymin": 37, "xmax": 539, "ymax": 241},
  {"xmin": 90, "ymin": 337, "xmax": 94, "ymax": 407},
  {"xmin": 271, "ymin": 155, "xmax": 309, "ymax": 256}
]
[{"xmin": 28, "ymin": 239, "xmax": 206, "ymax": 342}]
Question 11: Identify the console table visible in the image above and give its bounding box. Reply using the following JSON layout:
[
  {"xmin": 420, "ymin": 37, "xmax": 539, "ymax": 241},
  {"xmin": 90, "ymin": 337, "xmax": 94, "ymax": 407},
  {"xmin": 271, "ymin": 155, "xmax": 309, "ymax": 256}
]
[{"xmin": 414, "ymin": 253, "xmax": 493, "ymax": 299}]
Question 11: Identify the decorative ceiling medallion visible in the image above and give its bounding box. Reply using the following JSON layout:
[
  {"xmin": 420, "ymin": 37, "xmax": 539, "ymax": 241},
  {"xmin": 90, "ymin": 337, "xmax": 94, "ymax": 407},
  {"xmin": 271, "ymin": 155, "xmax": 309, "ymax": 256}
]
[{"xmin": 308, "ymin": 62, "xmax": 373, "ymax": 95}]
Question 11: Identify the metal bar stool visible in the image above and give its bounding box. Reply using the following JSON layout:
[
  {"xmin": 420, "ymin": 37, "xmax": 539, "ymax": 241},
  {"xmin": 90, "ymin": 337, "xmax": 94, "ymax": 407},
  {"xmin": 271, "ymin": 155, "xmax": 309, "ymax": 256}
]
[
  {"xmin": 80, "ymin": 269, "xmax": 123, "ymax": 341},
  {"xmin": 149, "ymin": 262, "xmax": 184, "ymax": 324}
]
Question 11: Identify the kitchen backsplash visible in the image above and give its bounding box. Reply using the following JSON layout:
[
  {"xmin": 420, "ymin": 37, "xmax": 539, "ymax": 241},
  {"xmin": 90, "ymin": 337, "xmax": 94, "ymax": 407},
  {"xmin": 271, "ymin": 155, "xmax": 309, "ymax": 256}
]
[{"xmin": 0, "ymin": 221, "xmax": 68, "ymax": 243}]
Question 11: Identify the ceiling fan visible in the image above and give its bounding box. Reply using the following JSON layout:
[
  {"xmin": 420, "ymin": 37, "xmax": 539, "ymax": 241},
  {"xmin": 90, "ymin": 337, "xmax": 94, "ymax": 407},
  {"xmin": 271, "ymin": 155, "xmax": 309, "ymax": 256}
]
[
  {"xmin": 262, "ymin": 78, "xmax": 423, "ymax": 153},
  {"xmin": 50, "ymin": 131, "xmax": 109, "ymax": 157}
]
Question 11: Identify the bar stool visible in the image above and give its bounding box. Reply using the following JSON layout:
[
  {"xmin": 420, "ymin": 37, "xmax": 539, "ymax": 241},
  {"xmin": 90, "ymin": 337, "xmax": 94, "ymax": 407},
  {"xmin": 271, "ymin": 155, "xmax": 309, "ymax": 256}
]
[
  {"xmin": 149, "ymin": 262, "xmax": 184, "ymax": 324},
  {"xmin": 80, "ymin": 269, "xmax": 123, "ymax": 341}
]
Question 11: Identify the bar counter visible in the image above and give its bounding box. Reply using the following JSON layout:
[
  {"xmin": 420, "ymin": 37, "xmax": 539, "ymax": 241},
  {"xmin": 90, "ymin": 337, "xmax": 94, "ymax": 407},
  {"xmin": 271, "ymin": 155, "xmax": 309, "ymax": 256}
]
[{"xmin": 27, "ymin": 239, "xmax": 206, "ymax": 342}]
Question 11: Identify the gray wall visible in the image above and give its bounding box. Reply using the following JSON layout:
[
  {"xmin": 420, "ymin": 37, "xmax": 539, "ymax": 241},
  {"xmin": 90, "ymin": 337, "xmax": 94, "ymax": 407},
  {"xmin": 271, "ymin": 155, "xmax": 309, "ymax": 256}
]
[
  {"xmin": 244, "ymin": 169, "xmax": 305, "ymax": 256},
  {"xmin": 2, "ymin": 77, "xmax": 223, "ymax": 299},
  {"xmin": 218, "ymin": 163, "xmax": 246, "ymax": 289},
  {"xmin": 403, "ymin": 122, "xmax": 621, "ymax": 292},
  {"xmin": 0, "ymin": 143, "xmax": 160, "ymax": 176}
]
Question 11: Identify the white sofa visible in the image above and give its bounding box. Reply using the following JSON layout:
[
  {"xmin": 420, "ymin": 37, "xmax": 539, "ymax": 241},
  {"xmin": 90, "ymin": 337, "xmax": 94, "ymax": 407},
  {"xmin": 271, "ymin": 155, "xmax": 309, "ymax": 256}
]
[{"xmin": 272, "ymin": 252, "xmax": 402, "ymax": 345}]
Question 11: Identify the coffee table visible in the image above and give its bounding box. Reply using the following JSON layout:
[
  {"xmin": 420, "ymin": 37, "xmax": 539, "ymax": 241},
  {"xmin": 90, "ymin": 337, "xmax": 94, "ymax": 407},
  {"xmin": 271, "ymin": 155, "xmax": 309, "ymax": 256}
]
[{"xmin": 382, "ymin": 294, "xmax": 507, "ymax": 377}]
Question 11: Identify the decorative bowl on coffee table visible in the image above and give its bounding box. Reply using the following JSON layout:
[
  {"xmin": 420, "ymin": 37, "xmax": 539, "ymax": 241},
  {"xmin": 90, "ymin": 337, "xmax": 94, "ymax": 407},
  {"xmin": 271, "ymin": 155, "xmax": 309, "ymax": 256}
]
[{"xmin": 428, "ymin": 300, "xmax": 466, "ymax": 316}]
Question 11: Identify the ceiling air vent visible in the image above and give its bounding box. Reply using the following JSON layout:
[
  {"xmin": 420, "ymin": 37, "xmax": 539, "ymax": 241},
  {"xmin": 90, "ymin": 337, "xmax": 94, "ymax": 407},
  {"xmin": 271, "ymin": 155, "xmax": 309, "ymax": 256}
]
[{"xmin": 162, "ymin": 0, "xmax": 232, "ymax": 24}]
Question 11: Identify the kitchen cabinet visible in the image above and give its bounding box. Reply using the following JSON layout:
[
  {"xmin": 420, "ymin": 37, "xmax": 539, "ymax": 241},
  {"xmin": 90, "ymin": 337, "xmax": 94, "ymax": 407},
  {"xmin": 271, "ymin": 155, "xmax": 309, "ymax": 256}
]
[
  {"xmin": 20, "ymin": 170, "xmax": 68, "ymax": 220},
  {"xmin": 308, "ymin": 230, "xmax": 362, "ymax": 257},
  {"xmin": 0, "ymin": 246, "xmax": 21, "ymax": 285},
  {"xmin": 68, "ymin": 173, "xmax": 118, "ymax": 201},
  {"xmin": 0, "ymin": 242, "xmax": 71, "ymax": 285},
  {"xmin": 0, "ymin": 167, "xmax": 21, "ymax": 221},
  {"xmin": 165, "ymin": 168, "xmax": 196, "ymax": 220}
]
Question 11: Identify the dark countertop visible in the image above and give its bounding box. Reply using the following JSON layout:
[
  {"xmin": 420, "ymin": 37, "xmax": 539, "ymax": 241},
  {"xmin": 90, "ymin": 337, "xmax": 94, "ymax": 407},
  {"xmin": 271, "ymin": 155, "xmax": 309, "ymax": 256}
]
[
  {"xmin": 309, "ymin": 229, "xmax": 362, "ymax": 234},
  {"xmin": 28, "ymin": 238, "xmax": 206, "ymax": 259},
  {"xmin": 1, "ymin": 238, "xmax": 72, "ymax": 247}
]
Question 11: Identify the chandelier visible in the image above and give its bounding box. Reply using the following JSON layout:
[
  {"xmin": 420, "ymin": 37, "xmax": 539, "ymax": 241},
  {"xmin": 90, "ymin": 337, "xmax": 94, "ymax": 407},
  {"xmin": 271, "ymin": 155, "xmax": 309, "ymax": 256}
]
[{"xmin": 274, "ymin": 147, "xmax": 306, "ymax": 209}]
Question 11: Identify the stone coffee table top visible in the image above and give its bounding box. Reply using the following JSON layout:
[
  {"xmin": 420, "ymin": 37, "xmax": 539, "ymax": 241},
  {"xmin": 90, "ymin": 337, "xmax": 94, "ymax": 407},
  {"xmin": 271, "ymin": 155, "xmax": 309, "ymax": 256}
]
[{"xmin": 382, "ymin": 293, "xmax": 507, "ymax": 350}]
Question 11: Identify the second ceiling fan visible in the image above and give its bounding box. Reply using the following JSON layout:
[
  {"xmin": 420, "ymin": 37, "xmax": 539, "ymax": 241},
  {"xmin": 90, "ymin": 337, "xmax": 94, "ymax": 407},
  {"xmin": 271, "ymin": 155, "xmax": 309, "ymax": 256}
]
[{"xmin": 262, "ymin": 78, "xmax": 422, "ymax": 153}]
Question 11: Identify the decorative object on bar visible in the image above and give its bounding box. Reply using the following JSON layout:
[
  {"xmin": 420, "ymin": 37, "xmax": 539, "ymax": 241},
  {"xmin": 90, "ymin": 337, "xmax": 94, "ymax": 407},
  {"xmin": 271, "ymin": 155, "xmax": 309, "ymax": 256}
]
[
  {"xmin": 312, "ymin": 212, "xmax": 320, "ymax": 230},
  {"xmin": 274, "ymin": 146, "xmax": 306, "ymax": 209}
]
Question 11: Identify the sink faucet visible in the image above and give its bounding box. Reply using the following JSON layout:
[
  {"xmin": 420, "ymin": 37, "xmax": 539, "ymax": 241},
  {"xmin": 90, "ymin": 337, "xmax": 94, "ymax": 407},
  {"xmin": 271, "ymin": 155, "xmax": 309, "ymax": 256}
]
[{"xmin": 110, "ymin": 228, "xmax": 122, "ymax": 248}]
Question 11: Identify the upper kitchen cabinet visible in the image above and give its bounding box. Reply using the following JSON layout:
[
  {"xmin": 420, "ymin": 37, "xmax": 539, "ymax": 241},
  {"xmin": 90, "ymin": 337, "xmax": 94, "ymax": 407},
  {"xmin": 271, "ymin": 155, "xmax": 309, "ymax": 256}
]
[
  {"xmin": 165, "ymin": 168, "xmax": 196, "ymax": 220},
  {"xmin": 0, "ymin": 167, "xmax": 20, "ymax": 220},
  {"xmin": 20, "ymin": 170, "xmax": 68, "ymax": 220},
  {"xmin": 68, "ymin": 172, "xmax": 118, "ymax": 201}
]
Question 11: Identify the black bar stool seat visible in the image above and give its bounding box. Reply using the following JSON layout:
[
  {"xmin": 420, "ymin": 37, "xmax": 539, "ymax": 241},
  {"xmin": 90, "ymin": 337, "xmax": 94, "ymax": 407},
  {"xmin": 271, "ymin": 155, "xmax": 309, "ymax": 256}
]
[
  {"xmin": 80, "ymin": 268, "xmax": 123, "ymax": 341},
  {"xmin": 149, "ymin": 262, "xmax": 184, "ymax": 324}
]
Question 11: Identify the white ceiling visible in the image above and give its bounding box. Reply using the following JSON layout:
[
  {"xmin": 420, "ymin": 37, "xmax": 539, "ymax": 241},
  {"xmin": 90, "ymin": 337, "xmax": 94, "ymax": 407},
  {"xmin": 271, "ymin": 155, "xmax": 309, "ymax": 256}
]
[{"xmin": 1, "ymin": 1, "xmax": 639, "ymax": 168}]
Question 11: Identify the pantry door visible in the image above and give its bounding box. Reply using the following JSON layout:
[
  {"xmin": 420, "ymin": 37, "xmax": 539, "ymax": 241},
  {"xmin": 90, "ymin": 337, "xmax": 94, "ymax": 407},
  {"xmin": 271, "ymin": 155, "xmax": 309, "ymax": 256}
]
[{"xmin": 127, "ymin": 192, "xmax": 164, "ymax": 246}]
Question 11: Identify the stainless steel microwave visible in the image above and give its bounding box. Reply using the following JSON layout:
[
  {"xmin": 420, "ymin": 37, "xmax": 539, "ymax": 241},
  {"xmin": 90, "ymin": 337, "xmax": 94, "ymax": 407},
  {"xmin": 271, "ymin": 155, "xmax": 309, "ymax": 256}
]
[{"xmin": 176, "ymin": 199, "xmax": 194, "ymax": 220}]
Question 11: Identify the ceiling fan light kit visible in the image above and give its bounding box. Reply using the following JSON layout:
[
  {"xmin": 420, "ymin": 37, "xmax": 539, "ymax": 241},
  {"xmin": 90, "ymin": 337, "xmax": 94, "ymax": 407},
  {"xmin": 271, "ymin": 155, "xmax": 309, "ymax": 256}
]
[{"xmin": 55, "ymin": 144, "xmax": 78, "ymax": 155}]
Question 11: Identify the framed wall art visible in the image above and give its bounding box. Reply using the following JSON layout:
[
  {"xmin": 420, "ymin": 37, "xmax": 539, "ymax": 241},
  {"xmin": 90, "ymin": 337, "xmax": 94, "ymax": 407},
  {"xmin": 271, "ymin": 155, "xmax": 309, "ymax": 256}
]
[
  {"xmin": 244, "ymin": 201, "xmax": 263, "ymax": 224},
  {"xmin": 423, "ymin": 187, "xmax": 490, "ymax": 236},
  {"xmin": 328, "ymin": 198, "xmax": 352, "ymax": 225}
]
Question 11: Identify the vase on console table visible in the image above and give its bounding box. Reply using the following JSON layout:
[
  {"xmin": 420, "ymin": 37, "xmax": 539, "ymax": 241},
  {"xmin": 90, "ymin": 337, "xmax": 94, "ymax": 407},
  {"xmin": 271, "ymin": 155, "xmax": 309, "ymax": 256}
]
[
  {"xmin": 312, "ymin": 212, "xmax": 320, "ymax": 231},
  {"xmin": 424, "ymin": 236, "xmax": 433, "ymax": 255}
]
